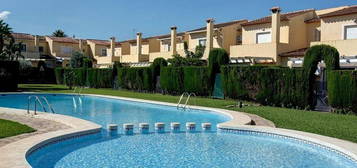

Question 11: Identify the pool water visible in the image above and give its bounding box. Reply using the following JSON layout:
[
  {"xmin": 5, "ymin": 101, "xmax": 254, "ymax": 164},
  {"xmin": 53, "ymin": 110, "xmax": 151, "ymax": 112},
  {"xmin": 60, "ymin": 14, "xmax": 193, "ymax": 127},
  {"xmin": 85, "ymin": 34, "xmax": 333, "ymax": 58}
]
[
  {"xmin": 1, "ymin": 93, "xmax": 357, "ymax": 168},
  {"xmin": 0, "ymin": 94, "xmax": 229, "ymax": 131},
  {"xmin": 27, "ymin": 131, "xmax": 357, "ymax": 168}
]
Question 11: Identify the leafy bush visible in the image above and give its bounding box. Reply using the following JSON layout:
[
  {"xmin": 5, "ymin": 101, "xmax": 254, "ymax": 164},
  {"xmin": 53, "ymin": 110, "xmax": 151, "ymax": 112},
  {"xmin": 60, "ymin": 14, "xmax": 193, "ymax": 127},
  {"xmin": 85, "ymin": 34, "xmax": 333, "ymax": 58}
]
[
  {"xmin": 327, "ymin": 70, "xmax": 357, "ymax": 114},
  {"xmin": 183, "ymin": 67, "xmax": 211, "ymax": 95},
  {"xmin": 0, "ymin": 61, "xmax": 19, "ymax": 91},
  {"xmin": 117, "ymin": 67, "xmax": 154, "ymax": 91},
  {"xmin": 168, "ymin": 55, "xmax": 206, "ymax": 67},
  {"xmin": 221, "ymin": 66, "xmax": 310, "ymax": 109},
  {"xmin": 87, "ymin": 68, "xmax": 113, "ymax": 88},
  {"xmin": 54, "ymin": 68, "xmax": 65, "ymax": 84},
  {"xmin": 160, "ymin": 67, "xmax": 184, "ymax": 94}
]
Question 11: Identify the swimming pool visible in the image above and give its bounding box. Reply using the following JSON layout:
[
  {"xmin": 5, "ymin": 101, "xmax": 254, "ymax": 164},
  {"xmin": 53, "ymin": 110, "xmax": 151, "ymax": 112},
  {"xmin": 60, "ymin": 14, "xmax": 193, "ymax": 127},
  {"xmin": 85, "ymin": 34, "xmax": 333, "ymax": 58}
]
[{"xmin": 1, "ymin": 93, "xmax": 357, "ymax": 168}]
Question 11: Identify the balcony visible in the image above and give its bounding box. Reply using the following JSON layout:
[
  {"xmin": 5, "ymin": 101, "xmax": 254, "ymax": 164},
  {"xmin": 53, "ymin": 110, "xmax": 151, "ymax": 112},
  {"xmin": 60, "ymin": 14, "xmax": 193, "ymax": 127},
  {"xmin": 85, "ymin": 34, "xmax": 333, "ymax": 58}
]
[
  {"xmin": 149, "ymin": 50, "xmax": 185, "ymax": 62},
  {"xmin": 311, "ymin": 39, "xmax": 357, "ymax": 56}
]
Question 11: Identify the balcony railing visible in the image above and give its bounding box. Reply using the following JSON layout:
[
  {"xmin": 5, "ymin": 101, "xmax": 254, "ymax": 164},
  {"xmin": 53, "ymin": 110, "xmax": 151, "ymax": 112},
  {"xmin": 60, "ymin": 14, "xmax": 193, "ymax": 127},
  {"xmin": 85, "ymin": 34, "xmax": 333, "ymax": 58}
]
[{"xmin": 311, "ymin": 39, "xmax": 357, "ymax": 56}]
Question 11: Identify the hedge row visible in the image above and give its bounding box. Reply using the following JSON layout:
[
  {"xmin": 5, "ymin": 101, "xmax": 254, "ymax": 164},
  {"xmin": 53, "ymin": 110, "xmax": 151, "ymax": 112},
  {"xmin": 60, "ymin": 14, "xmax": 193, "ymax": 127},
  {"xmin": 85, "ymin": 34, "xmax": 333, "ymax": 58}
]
[
  {"xmin": 221, "ymin": 66, "xmax": 310, "ymax": 109},
  {"xmin": 55, "ymin": 68, "xmax": 113, "ymax": 88},
  {"xmin": 160, "ymin": 66, "xmax": 211, "ymax": 95},
  {"xmin": 117, "ymin": 67, "xmax": 154, "ymax": 91},
  {"xmin": 327, "ymin": 70, "xmax": 357, "ymax": 114},
  {"xmin": 0, "ymin": 61, "xmax": 19, "ymax": 91}
]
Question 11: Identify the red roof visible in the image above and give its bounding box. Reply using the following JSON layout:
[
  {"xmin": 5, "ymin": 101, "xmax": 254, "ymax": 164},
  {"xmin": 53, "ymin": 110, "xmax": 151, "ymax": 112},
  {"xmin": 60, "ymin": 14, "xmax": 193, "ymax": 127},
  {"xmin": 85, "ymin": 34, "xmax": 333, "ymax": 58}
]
[
  {"xmin": 12, "ymin": 33, "xmax": 34, "ymax": 40},
  {"xmin": 242, "ymin": 9, "xmax": 314, "ymax": 26},
  {"xmin": 188, "ymin": 19, "xmax": 247, "ymax": 32},
  {"xmin": 47, "ymin": 36, "xmax": 79, "ymax": 44},
  {"xmin": 305, "ymin": 17, "xmax": 321, "ymax": 23},
  {"xmin": 87, "ymin": 39, "xmax": 110, "ymax": 46},
  {"xmin": 319, "ymin": 5, "xmax": 357, "ymax": 18}
]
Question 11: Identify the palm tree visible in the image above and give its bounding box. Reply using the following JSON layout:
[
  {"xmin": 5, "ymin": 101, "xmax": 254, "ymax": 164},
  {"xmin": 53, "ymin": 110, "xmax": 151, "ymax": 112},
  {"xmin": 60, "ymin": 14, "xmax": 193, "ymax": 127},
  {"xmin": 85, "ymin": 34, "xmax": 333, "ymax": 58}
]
[
  {"xmin": 52, "ymin": 29, "xmax": 67, "ymax": 37},
  {"xmin": 0, "ymin": 20, "xmax": 13, "ymax": 53}
]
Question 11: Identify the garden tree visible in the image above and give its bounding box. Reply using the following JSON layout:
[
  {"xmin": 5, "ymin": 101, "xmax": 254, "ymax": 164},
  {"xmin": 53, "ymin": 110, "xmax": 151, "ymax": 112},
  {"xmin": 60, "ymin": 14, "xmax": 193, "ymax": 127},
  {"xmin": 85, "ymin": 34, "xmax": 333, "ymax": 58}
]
[
  {"xmin": 0, "ymin": 20, "xmax": 13, "ymax": 60},
  {"xmin": 208, "ymin": 48, "xmax": 229, "ymax": 75},
  {"xmin": 183, "ymin": 41, "xmax": 194, "ymax": 58},
  {"xmin": 194, "ymin": 44, "xmax": 205, "ymax": 59},
  {"xmin": 150, "ymin": 57, "xmax": 167, "ymax": 77},
  {"xmin": 52, "ymin": 29, "xmax": 67, "ymax": 37},
  {"xmin": 70, "ymin": 51, "xmax": 92, "ymax": 68}
]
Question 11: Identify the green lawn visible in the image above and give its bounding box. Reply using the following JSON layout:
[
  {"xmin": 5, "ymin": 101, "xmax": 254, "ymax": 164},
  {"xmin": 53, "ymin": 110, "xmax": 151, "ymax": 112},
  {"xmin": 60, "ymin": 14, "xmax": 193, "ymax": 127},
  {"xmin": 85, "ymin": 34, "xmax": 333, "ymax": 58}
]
[
  {"xmin": 19, "ymin": 84, "xmax": 357, "ymax": 143},
  {"xmin": 0, "ymin": 119, "xmax": 35, "ymax": 138}
]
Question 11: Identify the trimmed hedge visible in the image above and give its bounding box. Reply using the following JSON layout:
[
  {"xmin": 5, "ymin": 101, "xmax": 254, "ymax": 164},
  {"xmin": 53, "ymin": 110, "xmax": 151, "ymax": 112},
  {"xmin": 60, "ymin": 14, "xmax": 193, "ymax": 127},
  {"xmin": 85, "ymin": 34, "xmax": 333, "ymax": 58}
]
[
  {"xmin": 117, "ymin": 67, "xmax": 154, "ymax": 91},
  {"xmin": 87, "ymin": 68, "xmax": 113, "ymax": 88},
  {"xmin": 54, "ymin": 68, "xmax": 65, "ymax": 84},
  {"xmin": 183, "ymin": 67, "xmax": 211, "ymax": 96},
  {"xmin": 63, "ymin": 68, "xmax": 87, "ymax": 87},
  {"xmin": 221, "ymin": 66, "xmax": 310, "ymax": 109},
  {"xmin": 160, "ymin": 67, "xmax": 184, "ymax": 94},
  {"xmin": 0, "ymin": 61, "xmax": 19, "ymax": 91},
  {"xmin": 327, "ymin": 70, "xmax": 357, "ymax": 114}
]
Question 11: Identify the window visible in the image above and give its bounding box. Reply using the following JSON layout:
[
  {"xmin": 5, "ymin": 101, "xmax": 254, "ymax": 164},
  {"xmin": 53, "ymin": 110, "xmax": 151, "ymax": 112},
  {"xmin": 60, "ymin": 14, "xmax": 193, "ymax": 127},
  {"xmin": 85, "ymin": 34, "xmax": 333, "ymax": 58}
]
[
  {"xmin": 101, "ymin": 48, "xmax": 107, "ymax": 56},
  {"xmin": 314, "ymin": 29, "xmax": 321, "ymax": 42},
  {"xmin": 344, "ymin": 25, "xmax": 357, "ymax": 40},
  {"xmin": 39, "ymin": 46, "xmax": 44, "ymax": 53},
  {"xmin": 60, "ymin": 46, "xmax": 72, "ymax": 54},
  {"xmin": 198, "ymin": 39, "xmax": 206, "ymax": 46},
  {"xmin": 163, "ymin": 43, "xmax": 171, "ymax": 52},
  {"xmin": 236, "ymin": 35, "xmax": 242, "ymax": 45},
  {"xmin": 20, "ymin": 44, "xmax": 26, "ymax": 52},
  {"xmin": 256, "ymin": 32, "xmax": 271, "ymax": 44}
]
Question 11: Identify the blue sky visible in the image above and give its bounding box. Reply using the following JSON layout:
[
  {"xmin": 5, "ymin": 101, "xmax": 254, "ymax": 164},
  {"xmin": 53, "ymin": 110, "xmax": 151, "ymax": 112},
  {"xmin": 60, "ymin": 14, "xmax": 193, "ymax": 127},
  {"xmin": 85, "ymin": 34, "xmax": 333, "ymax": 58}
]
[{"xmin": 0, "ymin": 0, "xmax": 356, "ymax": 41}]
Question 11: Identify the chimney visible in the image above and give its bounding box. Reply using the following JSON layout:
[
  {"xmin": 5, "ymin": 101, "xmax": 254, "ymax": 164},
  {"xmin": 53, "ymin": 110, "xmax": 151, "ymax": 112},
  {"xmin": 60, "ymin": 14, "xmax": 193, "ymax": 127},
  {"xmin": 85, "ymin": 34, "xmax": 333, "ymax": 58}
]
[
  {"xmin": 34, "ymin": 35, "xmax": 40, "ymax": 52},
  {"xmin": 170, "ymin": 26, "xmax": 177, "ymax": 55},
  {"xmin": 204, "ymin": 18, "xmax": 214, "ymax": 59},
  {"xmin": 271, "ymin": 7, "xmax": 281, "ymax": 43},
  {"xmin": 78, "ymin": 39, "xmax": 83, "ymax": 52},
  {"xmin": 136, "ymin": 32, "xmax": 142, "ymax": 60},
  {"xmin": 110, "ymin": 37, "xmax": 115, "ymax": 57}
]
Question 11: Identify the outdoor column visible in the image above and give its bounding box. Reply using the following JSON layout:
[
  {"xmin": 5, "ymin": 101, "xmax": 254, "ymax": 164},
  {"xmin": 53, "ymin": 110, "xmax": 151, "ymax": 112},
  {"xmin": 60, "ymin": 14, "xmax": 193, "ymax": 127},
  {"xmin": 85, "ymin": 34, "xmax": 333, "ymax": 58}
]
[
  {"xmin": 204, "ymin": 18, "xmax": 214, "ymax": 59},
  {"xmin": 170, "ymin": 26, "xmax": 177, "ymax": 55},
  {"xmin": 136, "ymin": 32, "xmax": 142, "ymax": 62},
  {"xmin": 110, "ymin": 37, "xmax": 115, "ymax": 62},
  {"xmin": 78, "ymin": 39, "xmax": 84, "ymax": 52},
  {"xmin": 271, "ymin": 7, "xmax": 281, "ymax": 64}
]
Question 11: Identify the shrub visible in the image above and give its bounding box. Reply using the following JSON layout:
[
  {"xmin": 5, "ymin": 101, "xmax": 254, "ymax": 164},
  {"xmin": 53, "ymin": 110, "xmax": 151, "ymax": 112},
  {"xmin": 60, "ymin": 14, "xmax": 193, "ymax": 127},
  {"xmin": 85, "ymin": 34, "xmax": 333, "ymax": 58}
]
[
  {"xmin": 183, "ymin": 67, "xmax": 211, "ymax": 95},
  {"xmin": 167, "ymin": 55, "xmax": 206, "ymax": 67},
  {"xmin": 54, "ymin": 68, "xmax": 65, "ymax": 84},
  {"xmin": 208, "ymin": 48, "xmax": 230, "ymax": 75},
  {"xmin": 221, "ymin": 65, "xmax": 310, "ymax": 109},
  {"xmin": 160, "ymin": 67, "xmax": 184, "ymax": 94},
  {"xmin": 117, "ymin": 67, "xmax": 154, "ymax": 91},
  {"xmin": 0, "ymin": 61, "xmax": 19, "ymax": 91},
  {"xmin": 87, "ymin": 68, "xmax": 113, "ymax": 88},
  {"xmin": 327, "ymin": 70, "xmax": 357, "ymax": 114}
]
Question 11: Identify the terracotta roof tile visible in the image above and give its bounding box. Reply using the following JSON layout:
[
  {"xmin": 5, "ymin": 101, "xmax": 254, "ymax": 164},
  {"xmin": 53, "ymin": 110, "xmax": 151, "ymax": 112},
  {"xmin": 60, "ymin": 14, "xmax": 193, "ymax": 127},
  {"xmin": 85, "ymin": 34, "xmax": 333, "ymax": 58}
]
[
  {"xmin": 319, "ymin": 5, "xmax": 357, "ymax": 18},
  {"xmin": 12, "ymin": 33, "xmax": 34, "ymax": 40},
  {"xmin": 305, "ymin": 17, "xmax": 321, "ymax": 23},
  {"xmin": 87, "ymin": 39, "xmax": 110, "ymax": 46},
  {"xmin": 242, "ymin": 9, "xmax": 315, "ymax": 26},
  {"xmin": 188, "ymin": 19, "xmax": 248, "ymax": 32},
  {"xmin": 47, "ymin": 36, "xmax": 79, "ymax": 44}
]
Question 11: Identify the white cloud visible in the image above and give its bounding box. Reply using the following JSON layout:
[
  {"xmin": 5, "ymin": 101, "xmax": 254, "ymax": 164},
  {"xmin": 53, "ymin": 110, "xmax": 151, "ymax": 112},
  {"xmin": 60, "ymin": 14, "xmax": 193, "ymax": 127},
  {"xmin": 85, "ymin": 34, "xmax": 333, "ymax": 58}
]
[{"xmin": 0, "ymin": 11, "xmax": 11, "ymax": 20}]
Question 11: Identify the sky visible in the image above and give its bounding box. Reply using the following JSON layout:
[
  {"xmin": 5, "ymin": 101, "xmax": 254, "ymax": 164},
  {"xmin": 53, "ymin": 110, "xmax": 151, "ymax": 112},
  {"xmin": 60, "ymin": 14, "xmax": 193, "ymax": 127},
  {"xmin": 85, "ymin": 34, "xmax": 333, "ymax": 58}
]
[{"xmin": 0, "ymin": 0, "xmax": 356, "ymax": 41}]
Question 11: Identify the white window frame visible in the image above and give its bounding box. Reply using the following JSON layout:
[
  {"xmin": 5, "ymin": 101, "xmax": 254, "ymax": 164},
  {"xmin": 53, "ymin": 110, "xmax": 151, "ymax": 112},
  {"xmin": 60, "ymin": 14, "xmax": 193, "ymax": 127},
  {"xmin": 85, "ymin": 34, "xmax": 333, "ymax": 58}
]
[
  {"xmin": 343, "ymin": 24, "xmax": 357, "ymax": 40},
  {"xmin": 256, "ymin": 32, "xmax": 271, "ymax": 44}
]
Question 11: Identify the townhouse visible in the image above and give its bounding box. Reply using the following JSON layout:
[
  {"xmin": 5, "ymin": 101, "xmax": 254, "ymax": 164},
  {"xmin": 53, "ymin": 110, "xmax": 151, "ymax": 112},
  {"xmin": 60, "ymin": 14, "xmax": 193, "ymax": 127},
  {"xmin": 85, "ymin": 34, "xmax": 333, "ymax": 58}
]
[{"xmin": 12, "ymin": 5, "xmax": 357, "ymax": 68}]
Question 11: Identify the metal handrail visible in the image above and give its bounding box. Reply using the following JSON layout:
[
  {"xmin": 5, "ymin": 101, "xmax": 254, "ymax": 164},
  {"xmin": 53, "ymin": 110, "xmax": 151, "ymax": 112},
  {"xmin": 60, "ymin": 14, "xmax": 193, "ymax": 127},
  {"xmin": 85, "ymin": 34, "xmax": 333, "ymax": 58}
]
[
  {"xmin": 73, "ymin": 87, "xmax": 83, "ymax": 96},
  {"xmin": 27, "ymin": 96, "xmax": 46, "ymax": 115},
  {"xmin": 177, "ymin": 92, "xmax": 189, "ymax": 109},
  {"xmin": 183, "ymin": 93, "xmax": 197, "ymax": 109},
  {"xmin": 40, "ymin": 96, "xmax": 55, "ymax": 113}
]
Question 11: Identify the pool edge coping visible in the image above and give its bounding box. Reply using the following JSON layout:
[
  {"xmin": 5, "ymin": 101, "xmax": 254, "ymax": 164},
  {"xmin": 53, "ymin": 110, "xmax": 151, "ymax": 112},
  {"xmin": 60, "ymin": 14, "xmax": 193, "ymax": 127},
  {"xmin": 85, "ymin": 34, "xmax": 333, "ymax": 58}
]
[{"xmin": 0, "ymin": 93, "xmax": 357, "ymax": 167}]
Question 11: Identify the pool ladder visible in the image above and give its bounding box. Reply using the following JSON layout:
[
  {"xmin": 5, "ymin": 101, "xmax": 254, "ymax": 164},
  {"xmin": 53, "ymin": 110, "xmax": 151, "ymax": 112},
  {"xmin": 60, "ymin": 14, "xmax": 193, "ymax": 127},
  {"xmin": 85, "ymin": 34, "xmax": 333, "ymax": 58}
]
[
  {"xmin": 73, "ymin": 87, "xmax": 84, "ymax": 96},
  {"xmin": 27, "ymin": 96, "xmax": 55, "ymax": 115},
  {"xmin": 177, "ymin": 92, "xmax": 196, "ymax": 110}
]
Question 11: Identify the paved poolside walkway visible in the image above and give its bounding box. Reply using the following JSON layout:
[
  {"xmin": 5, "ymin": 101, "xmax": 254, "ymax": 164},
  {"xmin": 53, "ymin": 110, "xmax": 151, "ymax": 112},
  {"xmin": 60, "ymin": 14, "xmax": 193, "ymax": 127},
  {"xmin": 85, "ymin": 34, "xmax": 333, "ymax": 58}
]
[
  {"xmin": 0, "ymin": 113, "xmax": 70, "ymax": 147},
  {"xmin": 245, "ymin": 113, "xmax": 275, "ymax": 127}
]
